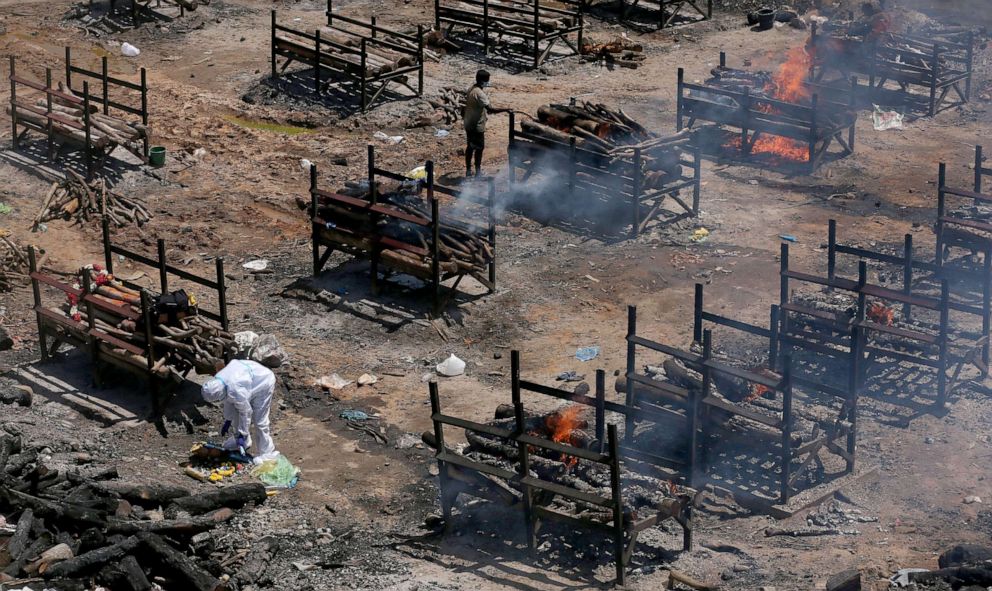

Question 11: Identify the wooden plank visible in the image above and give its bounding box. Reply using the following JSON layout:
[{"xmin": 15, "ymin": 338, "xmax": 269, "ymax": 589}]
[
  {"xmin": 30, "ymin": 272, "xmax": 83, "ymax": 296},
  {"xmin": 701, "ymin": 395, "xmax": 781, "ymax": 428}
]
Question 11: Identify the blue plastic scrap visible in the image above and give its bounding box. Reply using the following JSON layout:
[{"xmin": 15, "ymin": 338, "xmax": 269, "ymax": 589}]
[
  {"xmin": 575, "ymin": 346, "xmax": 600, "ymax": 362},
  {"xmin": 779, "ymin": 234, "xmax": 798, "ymax": 243},
  {"xmin": 339, "ymin": 409, "xmax": 370, "ymax": 421}
]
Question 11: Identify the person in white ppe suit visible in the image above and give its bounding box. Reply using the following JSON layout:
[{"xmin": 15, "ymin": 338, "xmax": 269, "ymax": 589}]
[{"xmin": 201, "ymin": 359, "xmax": 278, "ymax": 462}]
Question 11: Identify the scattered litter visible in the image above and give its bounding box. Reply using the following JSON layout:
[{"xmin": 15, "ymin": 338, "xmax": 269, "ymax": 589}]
[
  {"xmin": 316, "ymin": 374, "xmax": 353, "ymax": 390},
  {"xmin": 250, "ymin": 334, "xmax": 287, "ymax": 368},
  {"xmin": 405, "ymin": 166, "xmax": 427, "ymax": 180},
  {"xmin": 251, "ymin": 454, "xmax": 300, "ymax": 488},
  {"xmin": 121, "ymin": 42, "xmax": 140, "ymax": 57},
  {"xmin": 691, "ymin": 227, "xmax": 710, "ymax": 242},
  {"xmin": 435, "ymin": 129, "xmax": 450, "ymax": 138},
  {"xmin": 584, "ymin": 274, "xmax": 599, "ymax": 283},
  {"xmin": 373, "ymin": 131, "xmax": 405, "ymax": 144},
  {"xmin": 242, "ymin": 259, "xmax": 269, "ymax": 272},
  {"xmin": 436, "ymin": 354, "xmax": 466, "ymax": 377},
  {"xmin": 357, "ymin": 373, "xmax": 378, "ymax": 386},
  {"xmin": 395, "ymin": 433, "xmax": 422, "ymax": 449},
  {"xmin": 192, "ymin": 147, "xmax": 208, "ymax": 160},
  {"xmin": 964, "ymin": 495, "xmax": 982, "ymax": 504},
  {"xmin": 575, "ymin": 346, "xmax": 599, "ymax": 362},
  {"xmin": 0, "ymin": 203, "xmax": 11, "ymax": 215},
  {"xmin": 779, "ymin": 234, "xmax": 798, "ymax": 243},
  {"xmin": 872, "ymin": 105, "xmax": 904, "ymax": 131},
  {"xmin": 233, "ymin": 331, "xmax": 259, "ymax": 358},
  {"xmin": 339, "ymin": 409, "xmax": 370, "ymax": 421},
  {"xmin": 293, "ymin": 561, "xmax": 318, "ymax": 572},
  {"xmin": 556, "ymin": 371, "xmax": 585, "ymax": 382},
  {"xmin": 300, "ymin": 158, "xmax": 313, "ymax": 172}
]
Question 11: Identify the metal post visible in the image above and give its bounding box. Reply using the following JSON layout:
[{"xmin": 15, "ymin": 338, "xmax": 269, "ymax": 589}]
[
  {"xmin": 157, "ymin": 239, "xmax": 168, "ymax": 293},
  {"xmin": 511, "ymin": 349, "xmax": 521, "ymax": 405},
  {"xmin": 361, "ymin": 39, "xmax": 368, "ymax": 111},
  {"xmin": 676, "ymin": 68, "xmax": 685, "ymax": 132},
  {"xmin": 693, "ymin": 330, "xmax": 711, "ymax": 488},
  {"xmin": 326, "ymin": 0, "xmax": 332, "ymax": 26},
  {"xmin": 429, "ymin": 162, "xmax": 441, "ymax": 316},
  {"xmin": 216, "ymin": 257, "xmax": 229, "ymax": 334},
  {"xmin": 691, "ymin": 146, "xmax": 701, "ymax": 215},
  {"xmin": 936, "ymin": 163, "xmax": 947, "ymax": 264},
  {"xmin": 28, "ymin": 247, "xmax": 48, "ymax": 361},
  {"xmin": 9, "ymin": 56, "xmax": 16, "ymax": 150},
  {"xmin": 428, "ymin": 381, "xmax": 453, "ymax": 521},
  {"xmin": 976, "ymin": 145, "xmax": 984, "ymax": 196},
  {"xmin": 310, "ymin": 164, "xmax": 320, "ymax": 275},
  {"xmin": 631, "ymin": 147, "xmax": 642, "ymax": 239},
  {"xmin": 102, "ymin": 218, "xmax": 114, "ymax": 274},
  {"xmin": 928, "ymin": 43, "xmax": 939, "ymax": 117},
  {"xmin": 693, "ymin": 282, "xmax": 703, "ymax": 343},
  {"xmin": 827, "ymin": 219, "xmax": 836, "ymax": 289},
  {"xmin": 101, "ymin": 56, "xmax": 109, "ymax": 115},
  {"xmin": 780, "ymin": 243, "xmax": 790, "ymax": 336},
  {"xmin": 65, "ymin": 47, "xmax": 72, "ymax": 92},
  {"xmin": 45, "ymin": 69, "xmax": 53, "ymax": 160},
  {"xmin": 83, "ymin": 81, "xmax": 92, "ymax": 180},
  {"xmin": 902, "ymin": 234, "xmax": 913, "ymax": 321},
  {"xmin": 624, "ymin": 305, "xmax": 637, "ymax": 441},
  {"xmin": 417, "ymin": 25, "xmax": 424, "ymax": 96},
  {"xmin": 315, "ymin": 29, "xmax": 321, "ymax": 94},
  {"xmin": 507, "ymin": 112, "xmax": 516, "ymax": 185},
  {"xmin": 532, "ymin": 0, "xmax": 540, "ymax": 69},
  {"xmin": 780, "ymin": 356, "xmax": 793, "ymax": 504},
  {"xmin": 515, "ymin": 401, "xmax": 536, "ymax": 551},
  {"xmin": 608, "ymin": 424, "xmax": 625, "ymax": 586},
  {"xmin": 487, "ymin": 179, "xmax": 496, "ymax": 289},
  {"xmin": 595, "ymin": 369, "xmax": 605, "ymax": 453},
  {"xmin": 271, "ymin": 11, "xmax": 278, "ymax": 79}
]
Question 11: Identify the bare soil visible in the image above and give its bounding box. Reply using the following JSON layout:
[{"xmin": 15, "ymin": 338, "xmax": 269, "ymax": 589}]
[{"xmin": 3, "ymin": 0, "xmax": 992, "ymax": 588}]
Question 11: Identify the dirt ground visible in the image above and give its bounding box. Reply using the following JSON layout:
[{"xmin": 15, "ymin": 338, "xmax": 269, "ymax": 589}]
[{"xmin": 3, "ymin": 0, "xmax": 992, "ymax": 588}]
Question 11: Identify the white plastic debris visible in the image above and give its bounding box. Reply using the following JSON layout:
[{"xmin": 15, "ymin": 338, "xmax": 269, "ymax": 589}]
[
  {"xmin": 300, "ymin": 158, "xmax": 313, "ymax": 172},
  {"xmin": 121, "ymin": 42, "xmax": 140, "ymax": 57},
  {"xmin": 357, "ymin": 373, "xmax": 378, "ymax": 386},
  {"xmin": 315, "ymin": 374, "xmax": 353, "ymax": 390},
  {"xmin": 250, "ymin": 334, "xmax": 288, "ymax": 368},
  {"xmin": 192, "ymin": 147, "xmax": 208, "ymax": 160},
  {"xmin": 434, "ymin": 129, "xmax": 450, "ymax": 138},
  {"xmin": 964, "ymin": 495, "xmax": 983, "ymax": 504},
  {"xmin": 890, "ymin": 568, "xmax": 929, "ymax": 587},
  {"xmin": 242, "ymin": 259, "xmax": 269, "ymax": 272},
  {"xmin": 233, "ymin": 331, "xmax": 259, "ymax": 358},
  {"xmin": 436, "ymin": 354, "xmax": 466, "ymax": 377},
  {"xmin": 872, "ymin": 104, "xmax": 903, "ymax": 131},
  {"xmin": 373, "ymin": 131, "xmax": 405, "ymax": 144}
]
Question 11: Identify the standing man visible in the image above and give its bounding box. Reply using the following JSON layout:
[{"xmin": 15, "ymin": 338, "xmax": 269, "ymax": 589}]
[
  {"xmin": 464, "ymin": 69, "xmax": 510, "ymax": 177},
  {"xmin": 201, "ymin": 359, "xmax": 278, "ymax": 463}
]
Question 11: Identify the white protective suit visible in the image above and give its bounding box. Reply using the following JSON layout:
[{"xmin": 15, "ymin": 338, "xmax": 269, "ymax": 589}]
[{"xmin": 201, "ymin": 360, "xmax": 277, "ymax": 461}]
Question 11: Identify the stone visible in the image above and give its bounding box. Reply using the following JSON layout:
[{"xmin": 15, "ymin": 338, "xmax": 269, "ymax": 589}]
[
  {"xmin": 826, "ymin": 568, "xmax": 861, "ymax": 591},
  {"xmin": 939, "ymin": 544, "xmax": 992, "ymax": 568}
]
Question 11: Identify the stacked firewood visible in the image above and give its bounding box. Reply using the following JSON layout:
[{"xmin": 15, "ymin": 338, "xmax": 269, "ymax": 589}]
[
  {"xmin": 310, "ymin": 182, "xmax": 492, "ymax": 277},
  {"xmin": 0, "ymin": 430, "xmax": 267, "ymax": 590},
  {"xmin": 34, "ymin": 172, "xmax": 152, "ymax": 230},
  {"xmin": 66, "ymin": 267, "xmax": 235, "ymax": 377},
  {"xmin": 520, "ymin": 101, "xmax": 690, "ymax": 189},
  {"xmin": 0, "ymin": 234, "xmax": 31, "ymax": 292},
  {"xmin": 317, "ymin": 27, "xmax": 432, "ymax": 77},
  {"xmin": 427, "ymin": 86, "xmax": 465, "ymax": 125},
  {"xmin": 580, "ymin": 35, "xmax": 646, "ymax": 69},
  {"xmin": 4, "ymin": 83, "xmax": 149, "ymax": 161}
]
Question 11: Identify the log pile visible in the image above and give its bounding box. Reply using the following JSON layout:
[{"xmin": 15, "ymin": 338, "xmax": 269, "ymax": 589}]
[
  {"xmin": 426, "ymin": 86, "xmax": 465, "ymax": 126},
  {"xmin": 522, "ymin": 101, "xmax": 689, "ymax": 190},
  {"xmin": 0, "ymin": 430, "xmax": 267, "ymax": 590},
  {"xmin": 5, "ymin": 82, "xmax": 149, "ymax": 161},
  {"xmin": 34, "ymin": 172, "xmax": 152, "ymax": 230},
  {"xmin": 310, "ymin": 182, "xmax": 492, "ymax": 277},
  {"xmin": 65, "ymin": 266, "xmax": 235, "ymax": 376},
  {"xmin": 580, "ymin": 35, "xmax": 646, "ymax": 69},
  {"xmin": 316, "ymin": 27, "xmax": 424, "ymax": 78},
  {"xmin": 1, "ymin": 234, "xmax": 31, "ymax": 292}
]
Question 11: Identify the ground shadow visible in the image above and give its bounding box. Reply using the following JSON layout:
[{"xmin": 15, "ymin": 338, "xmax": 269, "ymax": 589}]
[
  {"xmin": 3, "ymin": 348, "xmax": 210, "ymax": 431},
  {"xmin": 0, "ymin": 138, "xmax": 144, "ymax": 188},
  {"xmin": 256, "ymin": 69, "xmax": 418, "ymax": 117},
  {"xmin": 584, "ymin": 0, "xmax": 709, "ymax": 33},
  {"xmin": 440, "ymin": 33, "xmax": 579, "ymax": 75}
]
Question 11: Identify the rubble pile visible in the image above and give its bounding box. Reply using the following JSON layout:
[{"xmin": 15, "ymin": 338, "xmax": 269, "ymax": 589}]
[
  {"xmin": 0, "ymin": 427, "xmax": 269, "ymax": 590},
  {"xmin": 580, "ymin": 35, "xmax": 646, "ymax": 69},
  {"xmin": 34, "ymin": 172, "xmax": 152, "ymax": 230},
  {"xmin": 0, "ymin": 234, "xmax": 30, "ymax": 293}
]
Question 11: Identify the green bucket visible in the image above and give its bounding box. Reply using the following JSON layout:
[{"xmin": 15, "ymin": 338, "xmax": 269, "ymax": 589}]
[{"xmin": 149, "ymin": 146, "xmax": 166, "ymax": 167}]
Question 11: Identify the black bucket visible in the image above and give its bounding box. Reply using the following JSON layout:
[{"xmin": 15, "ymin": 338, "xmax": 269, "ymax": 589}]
[{"xmin": 757, "ymin": 7, "xmax": 775, "ymax": 30}]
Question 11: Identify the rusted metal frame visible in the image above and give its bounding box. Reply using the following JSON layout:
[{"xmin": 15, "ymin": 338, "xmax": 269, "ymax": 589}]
[{"xmin": 101, "ymin": 218, "xmax": 228, "ymax": 329}]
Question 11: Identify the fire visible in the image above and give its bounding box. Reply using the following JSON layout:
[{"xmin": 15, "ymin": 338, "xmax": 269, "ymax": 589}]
[
  {"xmin": 766, "ymin": 46, "xmax": 812, "ymax": 104},
  {"xmin": 745, "ymin": 383, "xmax": 772, "ymax": 404},
  {"xmin": 723, "ymin": 46, "xmax": 813, "ymax": 162},
  {"xmin": 868, "ymin": 302, "xmax": 895, "ymax": 326},
  {"xmin": 546, "ymin": 405, "xmax": 584, "ymax": 468}
]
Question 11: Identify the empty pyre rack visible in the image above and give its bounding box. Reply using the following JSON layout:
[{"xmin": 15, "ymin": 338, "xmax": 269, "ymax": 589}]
[
  {"xmin": 507, "ymin": 100, "xmax": 702, "ymax": 238},
  {"xmin": 309, "ymin": 145, "xmax": 496, "ymax": 315}
]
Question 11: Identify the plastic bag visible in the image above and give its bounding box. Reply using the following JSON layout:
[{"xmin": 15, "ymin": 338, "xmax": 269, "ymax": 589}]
[
  {"xmin": 251, "ymin": 454, "xmax": 300, "ymax": 487},
  {"xmin": 406, "ymin": 166, "xmax": 427, "ymax": 180},
  {"xmin": 872, "ymin": 104, "xmax": 903, "ymax": 131},
  {"xmin": 316, "ymin": 373, "xmax": 352, "ymax": 390},
  {"xmin": 121, "ymin": 42, "xmax": 140, "ymax": 57},
  {"xmin": 250, "ymin": 334, "xmax": 287, "ymax": 368},
  {"xmin": 233, "ymin": 331, "xmax": 259, "ymax": 359},
  {"xmin": 436, "ymin": 354, "xmax": 465, "ymax": 377},
  {"xmin": 373, "ymin": 131, "xmax": 404, "ymax": 144},
  {"xmin": 575, "ymin": 346, "xmax": 599, "ymax": 362}
]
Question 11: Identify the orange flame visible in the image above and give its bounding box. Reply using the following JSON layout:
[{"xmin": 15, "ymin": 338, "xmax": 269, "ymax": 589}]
[
  {"xmin": 868, "ymin": 302, "xmax": 895, "ymax": 326},
  {"xmin": 546, "ymin": 406, "xmax": 583, "ymax": 468},
  {"xmin": 745, "ymin": 383, "xmax": 772, "ymax": 404}
]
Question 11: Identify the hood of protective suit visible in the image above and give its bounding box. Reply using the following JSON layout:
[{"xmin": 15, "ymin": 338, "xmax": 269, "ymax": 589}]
[{"xmin": 201, "ymin": 378, "xmax": 226, "ymax": 403}]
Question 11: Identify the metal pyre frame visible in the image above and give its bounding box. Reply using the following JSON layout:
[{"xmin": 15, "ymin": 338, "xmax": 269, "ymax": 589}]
[
  {"xmin": 677, "ymin": 52, "xmax": 857, "ymax": 174},
  {"xmin": 434, "ymin": 0, "xmax": 583, "ymax": 69},
  {"xmin": 8, "ymin": 47, "xmax": 149, "ymax": 180},
  {"xmin": 627, "ymin": 304, "xmax": 850, "ymax": 509},
  {"xmin": 28, "ymin": 223, "xmax": 229, "ymax": 414},
  {"xmin": 428, "ymin": 350, "xmax": 693, "ymax": 586},
  {"xmin": 937, "ymin": 145, "xmax": 992, "ymax": 266},
  {"xmin": 309, "ymin": 145, "xmax": 496, "ymax": 316},
  {"xmin": 270, "ymin": 1, "xmax": 424, "ymax": 112},
  {"xmin": 809, "ymin": 25, "xmax": 973, "ymax": 117},
  {"xmin": 507, "ymin": 110, "xmax": 702, "ymax": 238},
  {"xmin": 609, "ymin": 0, "xmax": 711, "ymax": 30}
]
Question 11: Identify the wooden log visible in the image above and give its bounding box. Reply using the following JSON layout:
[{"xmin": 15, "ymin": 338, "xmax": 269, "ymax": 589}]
[
  {"xmin": 667, "ymin": 569, "xmax": 719, "ymax": 590},
  {"xmin": 25, "ymin": 543, "xmax": 74, "ymax": 576},
  {"xmin": 135, "ymin": 532, "xmax": 225, "ymax": 591},
  {"xmin": 7, "ymin": 509, "xmax": 35, "ymax": 560},
  {"xmin": 165, "ymin": 483, "xmax": 267, "ymax": 518},
  {"xmin": 0, "ymin": 485, "xmax": 108, "ymax": 527},
  {"xmin": 98, "ymin": 553, "xmax": 152, "ymax": 591},
  {"xmin": 520, "ymin": 119, "xmax": 606, "ymax": 153},
  {"xmin": 107, "ymin": 507, "xmax": 235, "ymax": 535},
  {"xmin": 44, "ymin": 535, "xmax": 141, "ymax": 579},
  {"xmin": 233, "ymin": 535, "xmax": 279, "ymax": 587}
]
